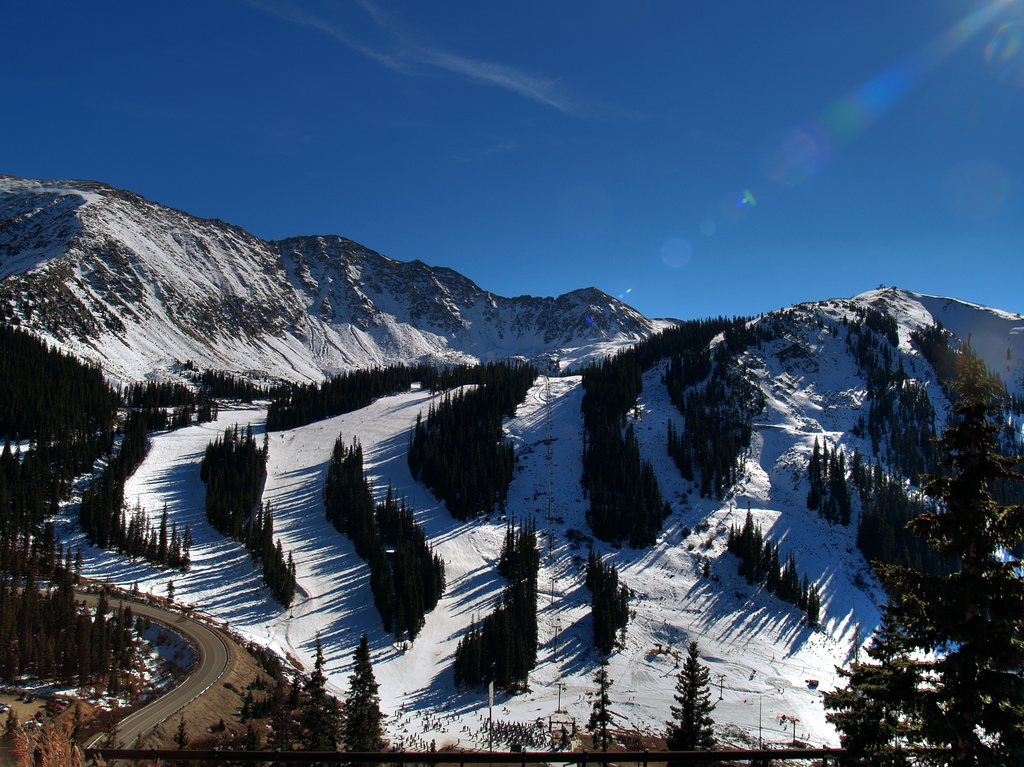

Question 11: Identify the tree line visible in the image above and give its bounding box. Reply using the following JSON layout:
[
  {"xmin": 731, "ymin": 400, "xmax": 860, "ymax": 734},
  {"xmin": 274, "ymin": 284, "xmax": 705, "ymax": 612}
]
[
  {"xmin": 579, "ymin": 351, "xmax": 667, "ymax": 547},
  {"xmin": 818, "ymin": 311, "xmax": 1018, "ymax": 574},
  {"xmin": 1, "ymin": 433, "xmax": 105, "ymax": 557},
  {"xmin": 853, "ymin": 455, "xmax": 957, "ymax": 577},
  {"xmin": 415, "ymin": 362, "xmax": 518, "ymax": 394},
  {"xmin": 0, "ymin": 327, "xmax": 214, "ymax": 574},
  {"xmin": 726, "ymin": 510, "xmax": 821, "ymax": 626},
  {"xmin": 186, "ymin": 365, "xmax": 279, "ymax": 403},
  {"xmin": 407, "ymin": 361, "xmax": 537, "ymax": 521},
  {"xmin": 324, "ymin": 435, "xmax": 445, "ymax": 642},
  {"xmin": 0, "ymin": 556, "xmax": 139, "ymax": 694},
  {"xmin": 0, "ymin": 325, "xmax": 118, "ymax": 558},
  {"xmin": 663, "ymin": 317, "xmax": 768, "ymax": 501},
  {"xmin": 453, "ymin": 519, "xmax": 540, "ymax": 692},
  {"xmin": 200, "ymin": 424, "xmax": 267, "ymax": 538},
  {"xmin": 806, "ymin": 437, "xmax": 853, "ymax": 526},
  {"xmin": 200, "ymin": 424, "xmax": 296, "ymax": 606},
  {"xmin": 119, "ymin": 502, "xmax": 192, "ymax": 570},
  {"xmin": 845, "ymin": 308, "xmax": 940, "ymax": 486},
  {"xmin": 585, "ymin": 547, "xmax": 630, "ymax": 655},
  {"xmin": 79, "ymin": 411, "xmax": 190, "ymax": 571},
  {"xmin": 579, "ymin": 315, "xmax": 764, "ymax": 546},
  {"xmin": 266, "ymin": 365, "xmax": 423, "ymax": 431},
  {"xmin": 124, "ymin": 366, "xmax": 279, "ymax": 414},
  {"xmin": 124, "ymin": 376, "xmax": 205, "ymax": 411},
  {"xmin": 0, "ymin": 324, "xmax": 119, "ymax": 444}
]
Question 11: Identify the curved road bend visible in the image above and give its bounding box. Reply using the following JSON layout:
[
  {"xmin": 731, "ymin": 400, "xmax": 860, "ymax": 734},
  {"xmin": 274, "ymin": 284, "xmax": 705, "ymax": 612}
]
[{"xmin": 79, "ymin": 592, "xmax": 230, "ymax": 747}]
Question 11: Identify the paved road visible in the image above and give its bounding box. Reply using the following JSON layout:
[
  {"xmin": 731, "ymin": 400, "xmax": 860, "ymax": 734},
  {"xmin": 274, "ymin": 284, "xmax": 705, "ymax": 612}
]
[{"xmin": 79, "ymin": 591, "xmax": 230, "ymax": 747}]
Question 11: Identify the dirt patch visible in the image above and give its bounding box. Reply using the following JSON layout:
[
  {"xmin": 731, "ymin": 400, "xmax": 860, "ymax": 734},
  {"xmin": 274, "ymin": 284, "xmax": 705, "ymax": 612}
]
[
  {"xmin": 145, "ymin": 629, "xmax": 270, "ymax": 749},
  {"xmin": 0, "ymin": 695, "xmax": 45, "ymax": 725}
]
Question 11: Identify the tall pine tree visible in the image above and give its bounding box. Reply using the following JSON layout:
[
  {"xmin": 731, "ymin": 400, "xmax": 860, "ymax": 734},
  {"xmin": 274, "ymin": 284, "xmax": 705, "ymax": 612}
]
[
  {"xmin": 587, "ymin": 659, "xmax": 613, "ymax": 751},
  {"xmin": 341, "ymin": 633, "xmax": 382, "ymax": 752},
  {"xmin": 303, "ymin": 635, "xmax": 339, "ymax": 754},
  {"xmin": 825, "ymin": 349, "xmax": 1024, "ymax": 765},
  {"xmin": 665, "ymin": 641, "xmax": 717, "ymax": 754},
  {"xmin": 824, "ymin": 606, "xmax": 927, "ymax": 765}
]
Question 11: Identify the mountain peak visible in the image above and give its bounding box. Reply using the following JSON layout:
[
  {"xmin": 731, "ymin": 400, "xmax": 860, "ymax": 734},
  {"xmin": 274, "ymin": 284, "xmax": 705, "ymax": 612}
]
[{"xmin": 1, "ymin": 177, "xmax": 657, "ymax": 383}]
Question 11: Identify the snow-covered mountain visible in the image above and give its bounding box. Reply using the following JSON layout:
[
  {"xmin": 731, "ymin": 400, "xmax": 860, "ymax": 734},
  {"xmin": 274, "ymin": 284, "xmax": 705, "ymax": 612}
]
[
  {"xmin": 61, "ymin": 282, "xmax": 1024, "ymax": 750},
  {"xmin": 6, "ymin": 175, "xmax": 1024, "ymax": 750},
  {"xmin": 0, "ymin": 177, "xmax": 659, "ymax": 383}
]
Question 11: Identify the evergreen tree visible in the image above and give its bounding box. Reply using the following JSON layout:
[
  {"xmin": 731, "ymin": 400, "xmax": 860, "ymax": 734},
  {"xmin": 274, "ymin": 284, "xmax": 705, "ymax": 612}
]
[
  {"xmin": 452, "ymin": 520, "xmax": 539, "ymax": 691},
  {"xmin": 825, "ymin": 350, "xmax": 1024, "ymax": 765},
  {"xmin": 727, "ymin": 511, "xmax": 821, "ymax": 625},
  {"xmin": 665, "ymin": 641, "xmax": 717, "ymax": 754},
  {"xmin": 341, "ymin": 633, "xmax": 382, "ymax": 752},
  {"xmin": 325, "ymin": 439, "xmax": 444, "ymax": 639},
  {"xmin": 407, "ymin": 362, "xmax": 536, "ymax": 520},
  {"xmin": 174, "ymin": 713, "xmax": 190, "ymax": 750},
  {"xmin": 303, "ymin": 635, "xmax": 339, "ymax": 753},
  {"xmin": 587, "ymin": 659, "xmax": 613, "ymax": 751},
  {"xmin": 824, "ymin": 606, "xmax": 926, "ymax": 766},
  {"xmin": 201, "ymin": 427, "xmax": 295, "ymax": 606},
  {"xmin": 586, "ymin": 547, "xmax": 630, "ymax": 654},
  {"xmin": 270, "ymin": 680, "xmax": 295, "ymax": 751}
]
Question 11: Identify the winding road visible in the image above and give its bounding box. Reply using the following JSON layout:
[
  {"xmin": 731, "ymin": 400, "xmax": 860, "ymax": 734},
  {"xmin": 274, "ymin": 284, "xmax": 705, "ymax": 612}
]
[{"xmin": 79, "ymin": 591, "xmax": 231, "ymax": 747}]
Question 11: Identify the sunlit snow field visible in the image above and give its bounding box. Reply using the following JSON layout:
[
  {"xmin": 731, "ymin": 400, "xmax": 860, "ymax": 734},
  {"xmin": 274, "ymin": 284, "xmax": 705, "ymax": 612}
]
[
  {"xmin": 57, "ymin": 370, "xmax": 878, "ymax": 749},
  {"xmin": 56, "ymin": 288, "xmax": 1024, "ymax": 749}
]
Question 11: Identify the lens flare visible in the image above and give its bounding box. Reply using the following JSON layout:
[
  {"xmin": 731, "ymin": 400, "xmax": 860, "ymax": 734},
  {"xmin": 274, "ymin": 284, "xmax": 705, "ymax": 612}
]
[
  {"xmin": 762, "ymin": 1, "xmax": 1008, "ymax": 187},
  {"xmin": 660, "ymin": 238, "xmax": 692, "ymax": 268},
  {"xmin": 942, "ymin": 161, "xmax": 1010, "ymax": 220},
  {"xmin": 719, "ymin": 193, "xmax": 753, "ymax": 221},
  {"xmin": 822, "ymin": 1, "xmax": 1006, "ymax": 141},
  {"xmin": 761, "ymin": 124, "xmax": 833, "ymax": 186},
  {"xmin": 986, "ymin": 20, "xmax": 1024, "ymax": 86}
]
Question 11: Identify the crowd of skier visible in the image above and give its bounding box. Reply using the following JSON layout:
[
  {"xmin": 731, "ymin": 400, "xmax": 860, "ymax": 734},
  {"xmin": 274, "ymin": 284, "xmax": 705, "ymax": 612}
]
[{"xmin": 386, "ymin": 704, "xmax": 567, "ymax": 752}]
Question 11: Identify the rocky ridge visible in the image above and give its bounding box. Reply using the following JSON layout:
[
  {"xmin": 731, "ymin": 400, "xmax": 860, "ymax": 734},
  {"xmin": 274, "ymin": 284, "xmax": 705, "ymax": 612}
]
[{"xmin": 0, "ymin": 177, "xmax": 658, "ymax": 384}]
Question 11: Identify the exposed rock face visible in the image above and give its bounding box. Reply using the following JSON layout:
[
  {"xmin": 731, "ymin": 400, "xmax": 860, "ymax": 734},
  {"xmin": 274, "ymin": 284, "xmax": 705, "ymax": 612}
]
[{"xmin": 0, "ymin": 178, "xmax": 659, "ymax": 383}]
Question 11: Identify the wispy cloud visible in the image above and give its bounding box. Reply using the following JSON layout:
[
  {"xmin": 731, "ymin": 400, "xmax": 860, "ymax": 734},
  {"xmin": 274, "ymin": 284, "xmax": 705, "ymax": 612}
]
[
  {"xmin": 411, "ymin": 46, "xmax": 574, "ymax": 114},
  {"xmin": 242, "ymin": 0, "xmax": 583, "ymax": 115},
  {"xmin": 454, "ymin": 139, "xmax": 520, "ymax": 164}
]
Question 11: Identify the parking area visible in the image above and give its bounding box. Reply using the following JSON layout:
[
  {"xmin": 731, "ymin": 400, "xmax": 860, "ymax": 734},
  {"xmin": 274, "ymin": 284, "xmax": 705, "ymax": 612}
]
[{"xmin": 0, "ymin": 693, "xmax": 72, "ymax": 731}]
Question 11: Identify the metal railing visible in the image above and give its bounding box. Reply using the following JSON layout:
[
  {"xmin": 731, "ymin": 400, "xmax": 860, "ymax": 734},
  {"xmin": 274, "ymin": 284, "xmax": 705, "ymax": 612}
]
[{"xmin": 85, "ymin": 747, "xmax": 845, "ymax": 765}]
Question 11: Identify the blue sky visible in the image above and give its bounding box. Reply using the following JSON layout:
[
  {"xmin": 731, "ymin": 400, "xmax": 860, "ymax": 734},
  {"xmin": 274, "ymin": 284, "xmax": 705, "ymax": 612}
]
[{"xmin": 3, "ymin": 1, "xmax": 1024, "ymax": 320}]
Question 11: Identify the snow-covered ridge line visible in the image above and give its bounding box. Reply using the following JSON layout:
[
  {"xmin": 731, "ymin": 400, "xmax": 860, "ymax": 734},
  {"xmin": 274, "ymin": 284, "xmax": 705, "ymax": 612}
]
[{"xmin": 1, "ymin": 177, "xmax": 657, "ymax": 385}]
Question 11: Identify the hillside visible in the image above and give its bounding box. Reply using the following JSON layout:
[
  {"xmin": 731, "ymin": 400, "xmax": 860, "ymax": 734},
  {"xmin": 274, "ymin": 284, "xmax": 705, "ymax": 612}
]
[
  {"xmin": 0, "ymin": 177, "xmax": 658, "ymax": 383},
  {"xmin": 5, "ymin": 177, "xmax": 1024, "ymax": 750},
  {"xmin": 46, "ymin": 286, "xmax": 1023, "ymax": 749}
]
